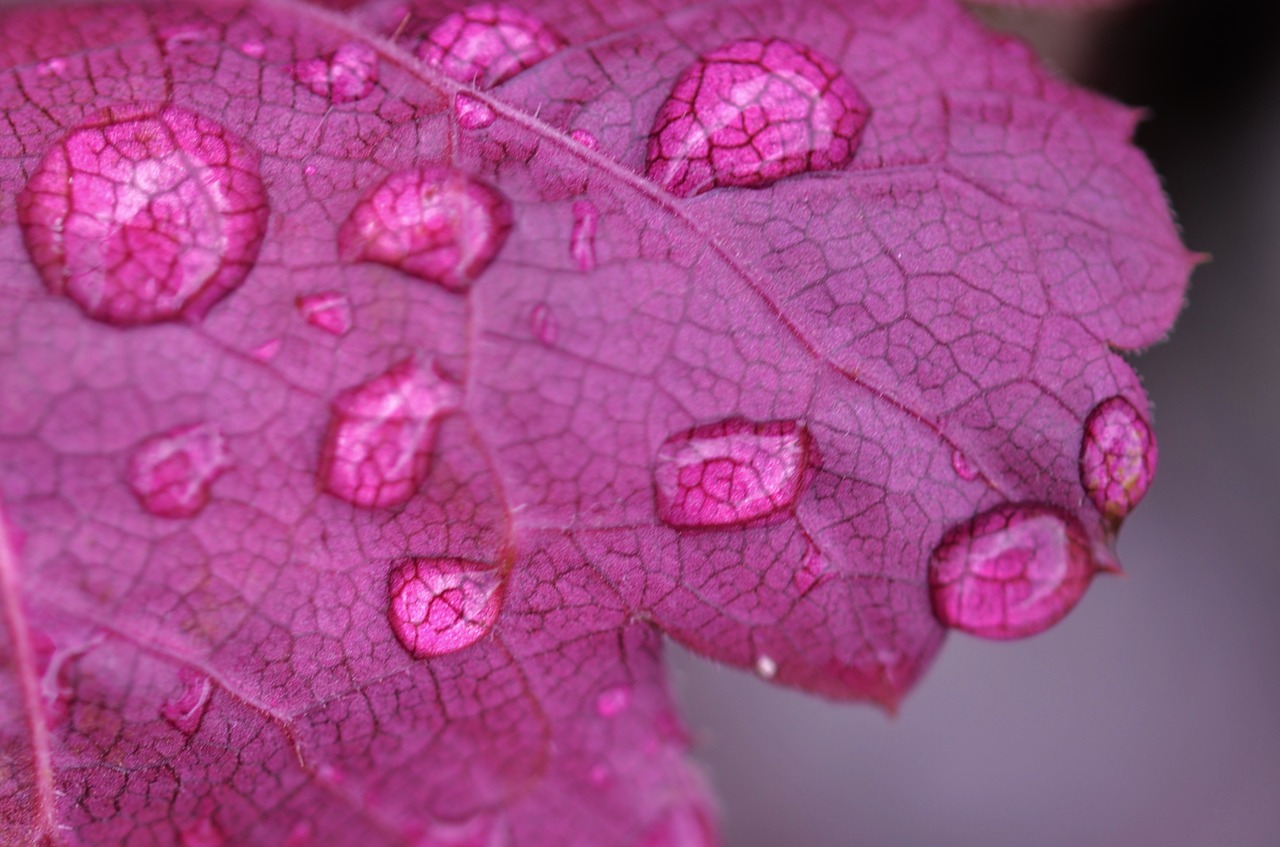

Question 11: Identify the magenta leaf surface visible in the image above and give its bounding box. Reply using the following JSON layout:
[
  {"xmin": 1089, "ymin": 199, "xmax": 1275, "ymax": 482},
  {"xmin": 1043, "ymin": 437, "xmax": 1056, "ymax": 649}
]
[{"xmin": 0, "ymin": 0, "xmax": 1192, "ymax": 843}]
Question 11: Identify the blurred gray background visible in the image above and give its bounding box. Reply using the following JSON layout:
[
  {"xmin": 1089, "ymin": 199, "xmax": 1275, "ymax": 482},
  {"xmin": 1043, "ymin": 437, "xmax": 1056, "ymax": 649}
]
[{"xmin": 670, "ymin": 2, "xmax": 1280, "ymax": 844}]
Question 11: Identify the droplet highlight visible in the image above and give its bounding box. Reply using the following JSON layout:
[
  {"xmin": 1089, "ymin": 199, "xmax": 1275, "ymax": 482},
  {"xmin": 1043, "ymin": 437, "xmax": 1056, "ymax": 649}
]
[
  {"xmin": 291, "ymin": 41, "xmax": 380, "ymax": 104},
  {"xmin": 595, "ymin": 685, "xmax": 631, "ymax": 718},
  {"xmin": 318, "ymin": 358, "xmax": 462, "ymax": 509},
  {"xmin": 161, "ymin": 669, "xmax": 213, "ymax": 734},
  {"xmin": 127, "ymin": 423, "xmax": 231, "ymax": 519},
  {"xmin": 387, "ymin": 558, "xmax": 503, "ymax": 658},
  {"xmin": 1080, "ymin": 396, "xmax": 1157, "ymax": 521},
  {"xmin": 929, "ymin": 503, "xmax": 1098, "ymax": 640},
  {"xmin": 654, "ymin": 418, "xmax": 811, "ymax": 527},
  {"xmin": 646, "ymin": 38, "xmax": 869, "ymax": 198},
  {"xmin": 454, "ymin": 92, "xmax": 496, "ymax": 129},
  {"xmin": 951, "ymin": 448, "xmax": 979, "ymax": 481},
  {"xmin": 17, "ymin": 103, "xmax": 269, "ymax": 326},
  {"xmin": 568, "ymin": 200, "xmax": 599, "ymax": 272},
  {"xmin": 754, "ymin": 655, "xmax": 778, "ymax": 679},
  {"xmin": 338, "ymin": 165, "xmax": 513, "ymax": 292},
  {"xmin": 296, "ymin": 290, "xmax": 353, "ymax": 336},
  {"xmin": 416, "ymin": 3, "xmax": 565, "ymax": 89}
]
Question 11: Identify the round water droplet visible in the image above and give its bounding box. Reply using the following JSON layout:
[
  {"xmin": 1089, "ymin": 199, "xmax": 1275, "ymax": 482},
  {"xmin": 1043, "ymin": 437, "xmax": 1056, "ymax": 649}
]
[
  {"xmin": 416, "ymin": 3, "xmax": 565, "ymax": 89},
  {"xmin": 291, "ymin": 41, "xmax": 380, "ymax": 104},
  {"xmin": 319, "ymin": 358, "xmax": 462, "ymax": 509},
  {"xmin": 127, "ymin": 423, "xmax": 231, "ymax": 519},
  {"xmin": 338, "ymin": 165, "xmax": 513, "ymax": 292},
  {"xmin": 529, "ymin": 303, "xmax": 557, "ymax": 346},
  {"xmin": 1080, "ymin": 396, "xmax": 1157, "ymax": 522},
  {"xmin": 595, "ymin": 685, "xmax": 631, "ymax": 717},
  {"xmin": 161, "ymin": 669, "xmax": 213, "ymax": 734},
  {"xmin": 646, "ymin": 38, "xmax": 869, "ymax": 198},
  {"xmin": 569, "ymin": 128, "xmax": 599, "ymax": 151},
  {"xmin": 296, "ymin": 290, "xmax": 353, "ymax": 336},
  {"xmin": 654, "ymin": 418, "xmax": 811, "ymax": 528},
  {"xmin": 951, "ymin": 448, "xmax": 979, "ymax": 481},
  {"xmin": 17, "ymin": 103, "xmax": 269, "ymax": 326},
  {"xmin": 454, "ymin": 92, "xmax": 496, "ymax": 129},
  {"xmin": 754, "ymin": 655, "xmax": 778, "ymax": 679},
  {"xmin": 929, "ymin": 503, "xmax": 1098, "ymax": 640},
  {"xmin": 387, "ymin": 558, "xmax": 504, "ymax": 658},
  {"xmin": 569, "ymin": 199, "xmax": 598, "ymax": 272}
]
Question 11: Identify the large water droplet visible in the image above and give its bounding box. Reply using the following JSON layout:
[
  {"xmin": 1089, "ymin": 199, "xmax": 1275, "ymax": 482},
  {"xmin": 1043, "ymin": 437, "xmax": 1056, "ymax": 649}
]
[
  {"xmin": 569, "ymin": 200, "xmax": 598, "ymax": 271},
  {"xmin": 454, "ymin": 92, "xmax": 497, "ymax": 129},
  {"xmin": 127, "ymin": 423, "xmax": 231, "ymax": 519},
  {"xmin": 338, "ymin": 165, "xmax": 512, "ymax": 292},
  {"xmin": 416, "ymin": 3, "xmax": 565, "ymax": 89},
  {"xmin": 387, "ymin": 558, "xmax": 503, "ymax": 658},
  {"xmin": 319, "ymin": 358, "xmax": 462, "ymax": 509},
  {"xmin": 646, "ymin": 39, "xmax": 869, "ymax": 198},
  {"xmin": 296, "ymin": 290, "xmax": 353, "ymax": 336},
  {"xmin": 161, "ymin": 669, "xmax": 213, "ymax": 734},
  {"xmin": 654, "ymin": 418, "xmax": 812, "ymax": 527},
  {"xmin": 595, "ymin": 685, "xmax": 631, "ymax": 718},
  {"xmin": 291, "ymin": 41, "xmax": 380, "ymax": 104},
  {"xmin": 17, "ymin": 103, "xmax": 269, "ymax": 326},
  {"xmin": 929, "ymin": 503, "xmax": 1098, "ymax": 640},
  {"xmin": 1080, "ymin": 396, "xmax": 1157, "ymax": 522}
]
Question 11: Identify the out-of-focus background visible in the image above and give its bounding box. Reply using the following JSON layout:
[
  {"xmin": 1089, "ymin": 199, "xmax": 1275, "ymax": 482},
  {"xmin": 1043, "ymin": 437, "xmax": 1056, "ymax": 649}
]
[{"xmin": 670, "ymin": 1, "xmax": 1280, "ymax": 844}]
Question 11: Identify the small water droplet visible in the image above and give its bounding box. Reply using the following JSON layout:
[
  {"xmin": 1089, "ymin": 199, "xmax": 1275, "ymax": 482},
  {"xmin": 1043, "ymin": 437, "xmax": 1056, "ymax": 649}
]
[
  {"xmin": 338, "ymin": 165, "xmax": 513, "ymax": 292},
  {"xmin": 754, "ymin": 655, "xmax": 778, "ymax": 679},
  {"xmin": 127, "ymin": 423, "xmax": 231, "ymax": 519},
  {"xmin": 296, "ymin": 290, "xmax": 353, "ymax": 336},
  {"xmin": 251, "ymin": 338, "xmax": 282, "ymax": 361},
  {"xmin": 929, "ymin": 503, "xmax": 1098, "ymax": 639},
  {"xmin": 292, "ymin": 41, "xmax": 379, "ymax": 104},
  {"xmin": 416, "ymin": 3, "xmax": 565, "ymax": 89},
  {"xmin": 454, "ymin": 92, "xmax": 497, "ymax": 129},
  {"xmin": 595, "ymin": 685, "xmax": 631, "ymax": 717},
  {"xmin": 319, "ymin": 358, "xmax": 462, "ymax": 509},
  {"xmin": 654, "ymin": 418, "xmax": 811, "ymax": 528},
  {"xmin": 180, "ymin": 818, "xmax": 225, "ymax": 847},
  {"xmin": 303, "ymin": 164, "xmax": 318, "ymax": 176},
  {"xmin": 529, "ymin": 303, "xmax": 557, "ymax": 346},
  {"xmin": 792, "ymin": 541, "xmax": 826, "ymax": 595},
  {"xmin": 387, "ymin": 558, "xmax": 504, "ymax": 658},
  {"xmin": 17, "ymin": 103, "xmax": 269, "ymax": 326},
  {"xmin": 161, "ymin": 668, "xmax": 213, "ymax": 734},
  {"xmin": 569, "ymin": 200, "xmax": 598, "ymax": 271},
  {"xmin": 160, "ymin": 25, "xmax": 216, "ymax": 51},
  {"xmin": 36, "ymin": 57, "xmax": 68, "ymax": 78},
  {"xmin": 646, "ymin": 38, "xmax": 869, "ymax": 197},
  {"xmin": 951, "ymin": 448, "xmax": 979, "ymax": 481},
  {"xmin": 316, "ymin": 763, "xmax": 346, "ymax": 786},
  {"xmin": 1080, "ymin": 396, "xmax": 1156, "ymax": 522},
  {"xmin": 240, "ymin": 41, "xmax": 266, "ymax": 57},
  {"xmin": 569, "ymin": 128, "xmax": 599, "ymax": 151}
]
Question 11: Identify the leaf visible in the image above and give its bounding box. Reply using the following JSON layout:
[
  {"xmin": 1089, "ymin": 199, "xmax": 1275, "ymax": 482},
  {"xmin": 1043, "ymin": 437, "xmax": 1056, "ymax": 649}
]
[{"xmin": 0, "ymin": 0, "xmax": 1192, "ymax": 844}]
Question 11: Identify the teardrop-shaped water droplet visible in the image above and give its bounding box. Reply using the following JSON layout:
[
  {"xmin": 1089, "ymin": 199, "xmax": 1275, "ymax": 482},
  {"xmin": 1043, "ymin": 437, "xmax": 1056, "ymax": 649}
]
[
  {"xmin": 319, "ymin": 358, "xmax": 462, "ymax": 509},
  {"xmin": 17, "ymin": 103, "xmax": 269, "ymax": 326},
  {"xmin": 387, "ymin": 558, "xmax": 503, "ymax": 658},
  {"xmin": 338, "ymin": 165, "xmax": 513, "ymax": 291},
  {"xmin": 951, "ymin": 448, "xmax": 979, "ymax": 481},
  {"xmin": 646, "ymin": 38, "xmax": 869, "ymax": 197},
  {"xmin": 416, "ymin": 3, "xmax": 565, "ymax": 89},
  {"xmin": 929, "ymin": 503, "xmax": 1098, "ymax": 639},
  {"xmin": 595, "ymin": 685, "xmax": 631, "ymax": 718},
  {"xmin": 454, "ymin": 92, "xmax": 496, "ymax": 129},
  {"xmin": 569, "ymin": 200, "xmax": 598, "ymax": 271},
  {"xmin": 296, "ymin": 290, "xmax": 353, "ymax": 336},
  {"xmin": 654, "ymin": 418, "xmax": 811, "ymax": 527},
  {"xmin": 292, "ymin": 41, "xmax": 380, "ymax": 104},
  {"xmin": 127, "ymin": 423, "xmax": 231, "ymax": 519},
  {"xmin": 161, "ymin": 668, "xmax": 213, "ymax": 734},
  {"xmin": 1080, "ymin": 396, "xmax": 1157, "ymax": 522},
  {"xmin": 529, "ymin": 303, "xmax": 557, "ymax": 346}
]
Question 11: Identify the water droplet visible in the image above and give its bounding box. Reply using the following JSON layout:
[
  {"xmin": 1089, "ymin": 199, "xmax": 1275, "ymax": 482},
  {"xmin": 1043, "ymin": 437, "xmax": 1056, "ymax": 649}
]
[
  {"xmin": 127, "ymin": 423, "xmax": 231, "ymax": 519},
  {"xmin": 416, "ymin": 3, "xmax": 565, "ymax": 89},
  {"xmin": 951, "ymin": 448, "xmax": 979, "ymax": 481},
  {"xmin": 292, "ymin": 42, "xmax": 379, "ymax": 104},
  {"xmin": 646, "ymin": 38, "xmax": 869, "ymax": 197},
  {"xmin": 240, "ymin": 41, "xmax": 266, "ymax": 58},
  {"xmin": 251, "ymin": 338, "xmax": 282, "ymax": 361},
  {"xmin": 754, "ymin": 655, "xmax": 778, "ymax": 679},
  {"xmin": 569, "ymin": 129, "xmax": 599, "ymax": 151},
  {"xmin": 1080, "ymin": 396, "xmax": 1157, "ymax": 521},
  {"xmin": 296, "ymin": 290, "xmax": 353, "ymax": 336},
  {"xmin": 319, "ymin": 358, "xmax": 462, "ymax": 509},
  {"xmin": 454, "ymin": 92, "xmax": 496, "ymax": 129},
  {"xmin": 929, "ymin": 503, "xmax": 1098, "ymax": 640},
  {"xmin": 338, "ymin": 165, "xmax": 512, "ymax": 292},
  {"xmin": 529, "ymin": 303, "xmax": 557, "ymax": 346},
  {"xmin": 569, "ymin": 200, "xmax": 598, "ymax": 271},
  {"xmin": 654, "ymin": 418, "xmax": 811, "ymax": 528},
  {"xmin": 792, "ymin": 541, "xmax": 826, "ymax": 595},
  {"xmin": 387, "ymin": 558, "xmax": 504, "ymax": 658},
  {"xmin": 595, "ymin": 685, "xmax": 631, "ymax": 717},
  {"xmin": 17, "ymin": 103, "xmax": 268, "ymax": 326},
  {"xmin": 161, "ymin": 668, "xmax": 213, "ymax": 734},
  {"xmin": 36, "ymin": 57, "xmax": 68, "ymax": 78},
  {"xmin": 160, "ymin": 25, "xmax": 216, "ymax": 51}
]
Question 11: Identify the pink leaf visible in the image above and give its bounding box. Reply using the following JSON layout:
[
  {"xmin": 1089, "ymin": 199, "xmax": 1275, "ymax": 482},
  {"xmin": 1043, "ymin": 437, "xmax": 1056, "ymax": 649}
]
[{"xmin": 0, "ymin": 0, "xmax": 1192, "ymax": 844}]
